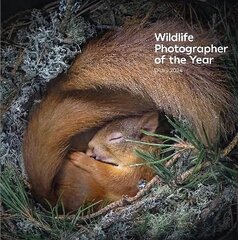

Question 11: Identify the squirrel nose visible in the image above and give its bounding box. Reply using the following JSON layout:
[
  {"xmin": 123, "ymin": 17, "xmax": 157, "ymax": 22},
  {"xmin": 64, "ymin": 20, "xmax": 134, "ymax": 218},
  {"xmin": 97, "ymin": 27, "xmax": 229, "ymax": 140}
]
[{"xmin": 86, "ymin": 148, "xmax": 96, "ymax": 158}]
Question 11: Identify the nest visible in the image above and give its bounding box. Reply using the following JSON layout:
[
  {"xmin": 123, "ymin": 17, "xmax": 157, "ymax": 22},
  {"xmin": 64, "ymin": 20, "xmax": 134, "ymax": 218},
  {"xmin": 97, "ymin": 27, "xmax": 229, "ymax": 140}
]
[{"xmin": 1, "ymin": 0, "xmax": 238, "ymax": 239}]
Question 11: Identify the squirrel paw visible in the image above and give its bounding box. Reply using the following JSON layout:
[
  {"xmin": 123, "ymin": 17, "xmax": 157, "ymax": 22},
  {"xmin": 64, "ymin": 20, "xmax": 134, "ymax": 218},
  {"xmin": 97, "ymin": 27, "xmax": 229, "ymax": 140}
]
[{"xmin": 69, "ymin": 151, "xmax": 93, "ymax": 169}]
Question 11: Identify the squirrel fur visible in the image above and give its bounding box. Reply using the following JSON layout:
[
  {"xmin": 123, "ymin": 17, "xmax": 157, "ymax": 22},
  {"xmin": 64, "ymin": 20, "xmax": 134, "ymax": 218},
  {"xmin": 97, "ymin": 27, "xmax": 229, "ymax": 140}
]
[
  {"xmin": 23, "ymin": 21, "xmax": 237, "ymax": 211},
  {"xmin": 55, "ymin": 112, "xmax": 158, "ymax": 211}
]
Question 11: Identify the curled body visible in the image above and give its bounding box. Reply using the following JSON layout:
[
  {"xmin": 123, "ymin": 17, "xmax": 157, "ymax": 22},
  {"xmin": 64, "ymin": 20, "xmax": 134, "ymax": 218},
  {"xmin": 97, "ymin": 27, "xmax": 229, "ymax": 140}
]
[
  {"xmin": 23, "ymin": 21, "xmax": 237, "ymax": 212},
  {"xmin": 56, "ymin": 112, "xmax": 158, "ymax": 211}
]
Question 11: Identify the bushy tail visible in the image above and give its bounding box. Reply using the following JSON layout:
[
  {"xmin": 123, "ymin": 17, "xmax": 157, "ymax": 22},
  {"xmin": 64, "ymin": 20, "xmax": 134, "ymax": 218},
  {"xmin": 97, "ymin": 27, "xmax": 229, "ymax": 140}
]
[{"xmin": 67, "ymin": 21, "xmax": 237, "ymax": 142}]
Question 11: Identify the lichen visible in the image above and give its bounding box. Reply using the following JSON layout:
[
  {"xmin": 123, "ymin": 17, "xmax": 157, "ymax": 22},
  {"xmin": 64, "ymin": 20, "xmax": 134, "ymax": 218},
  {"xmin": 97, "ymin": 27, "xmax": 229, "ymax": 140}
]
[{"xmin": 1, "ymin": 2, "xmax": 95, "ymax": 171}]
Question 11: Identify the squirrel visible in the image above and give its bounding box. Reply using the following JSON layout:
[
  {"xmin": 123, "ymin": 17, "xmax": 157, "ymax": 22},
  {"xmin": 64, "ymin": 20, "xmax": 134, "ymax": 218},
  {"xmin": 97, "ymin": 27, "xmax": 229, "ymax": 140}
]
[
  {"xmin": 55, "ymin": 112, "xmax": 158, "ymax": 212},
  {"xmin": 23, "ymin": 21, "xmax": 237, "ymax": 212}
]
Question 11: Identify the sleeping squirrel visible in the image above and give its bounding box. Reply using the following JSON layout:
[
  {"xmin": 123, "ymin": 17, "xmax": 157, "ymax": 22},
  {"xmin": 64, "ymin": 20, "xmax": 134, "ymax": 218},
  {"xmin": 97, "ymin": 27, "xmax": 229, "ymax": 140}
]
[
  {"xmin": 55, "ymin": 112, "xmax": 158, "ymax": 212},
  {"xmin": 23, "ymin": 21, "xmax": 237, "ymax": 212}
]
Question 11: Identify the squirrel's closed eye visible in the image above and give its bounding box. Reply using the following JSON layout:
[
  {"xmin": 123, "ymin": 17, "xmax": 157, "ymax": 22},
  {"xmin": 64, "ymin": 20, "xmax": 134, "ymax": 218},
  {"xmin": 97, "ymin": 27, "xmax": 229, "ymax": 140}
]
[{"xmin": 108, "ymin": 132, "xmax": 124, "ymax": 143}]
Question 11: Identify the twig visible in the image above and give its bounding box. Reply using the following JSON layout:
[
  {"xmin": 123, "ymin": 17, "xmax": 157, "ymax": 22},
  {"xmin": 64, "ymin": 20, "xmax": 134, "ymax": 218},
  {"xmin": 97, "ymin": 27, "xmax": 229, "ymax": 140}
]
[
  {"xmin": 77, "ymin": 175, "xmax": 160, "ymax": 223},
  {"xmin": 165, "ymin": 141, "xmax": 194, "ymax": 168},
  {"xmin": 173, "ymin": 141, "xmax": 195, "ymax": 150},
  {"xmin": 221, "ymin": 132, "xmax": 238, "ymax": 158},
  {"xmin": 42, "ymin": 0, "xmax": 58, "ymax": 13},
  {"xmin": 217, "ymin": 189, "xmax": 238, "ymax": 240},
  {"xmin": 100, "ymin": 195, "xmax": 162, "ymax": 229},
  {"xmin": 11, "ymin": 49, "xmax": 25, "ymax": 77},
  {"xmin": 106, "ymin": 0, "xmax": 116, "ymax": 26},
  {"xmin": 140, "ymin": 0, "xmax": 158, "ymax": 27},
  {"xmin": 218, "ymin": 221, "xmax": 238, "ymax": 240},
  {"xmin": 59, "ymin": 0, "xmax": 74, "ymax": 33},
  {"xmin": 165, "ymin": 151, "xmax": 183, "ymax": 168},
  {"xmin": 96, "ymin": 25, "xmax": 120, "ymax": 30},
  {"xmin": 2, "ymin": 10, "xmax": 32, "ymax": 34},
  {"xmin": 0, "ymin": 233, "xmax": 19, "ymax": 240},
  {"xmin": 176, "ymin": 161, "xmax": 211, "ymax": 184},
  {"xmin": 75, "ymin": 0, "xmax": 104, "ymax": 17},
  {"xmin": 1, "ymin": 40, "xmax": 26, "ymax": 49},
  {"xmin": 22, "ymin": 178, "xmax": 31, "ymax": 190},
  {"xmin": 36, "ymin": 44, "xmax": 47, "ymax": 66},
  {"xmin": 0, "ymin": 205, "xmax": 17, "ymax": 234}
]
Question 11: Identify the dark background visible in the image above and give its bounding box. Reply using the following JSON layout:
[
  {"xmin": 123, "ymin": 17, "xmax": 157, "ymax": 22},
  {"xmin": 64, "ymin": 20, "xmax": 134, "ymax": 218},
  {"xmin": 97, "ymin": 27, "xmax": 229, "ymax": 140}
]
[
  {"xmin": 1, "ymin": 0, "xmax": 54, "ymax": 21},
  {"xmin": 2, "ymin": 0, "xmax": 238, "ymax": 22}
]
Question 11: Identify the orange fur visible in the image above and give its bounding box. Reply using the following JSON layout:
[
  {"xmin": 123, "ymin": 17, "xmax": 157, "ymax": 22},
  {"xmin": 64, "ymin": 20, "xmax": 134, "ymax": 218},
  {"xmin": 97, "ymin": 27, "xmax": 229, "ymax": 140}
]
[
  {"xmin": 55, "ymin": 113, "xmax": 158, "ymax": 211},
  {"xmin": 23, "ymin": 21, "xmax": 237, "ymax": 211}
]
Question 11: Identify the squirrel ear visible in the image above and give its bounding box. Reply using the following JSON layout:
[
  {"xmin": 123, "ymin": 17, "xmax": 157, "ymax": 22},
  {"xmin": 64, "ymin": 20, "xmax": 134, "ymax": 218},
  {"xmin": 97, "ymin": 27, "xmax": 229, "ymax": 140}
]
[{"xmin": 138, "ymin": 112, "xmax": 159, "ymax": 133}]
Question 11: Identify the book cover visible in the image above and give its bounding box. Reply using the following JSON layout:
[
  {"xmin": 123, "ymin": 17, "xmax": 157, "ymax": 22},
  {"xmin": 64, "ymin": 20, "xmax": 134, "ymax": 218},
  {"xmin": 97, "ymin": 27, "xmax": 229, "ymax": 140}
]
[{"xmin": 1, "ymin": 0, "xmax": 238, "ymax": 239}]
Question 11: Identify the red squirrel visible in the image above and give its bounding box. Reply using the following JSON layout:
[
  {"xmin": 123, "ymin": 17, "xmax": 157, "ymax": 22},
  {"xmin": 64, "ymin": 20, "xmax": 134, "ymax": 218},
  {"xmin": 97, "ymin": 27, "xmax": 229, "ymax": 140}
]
[
  {"xmin": 55, "ymin": 112, "xmax": 158, "ymax": 212},
  {"xmin": 23, "ymin": 21, "xmax": 237, "ymax": 212}
]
